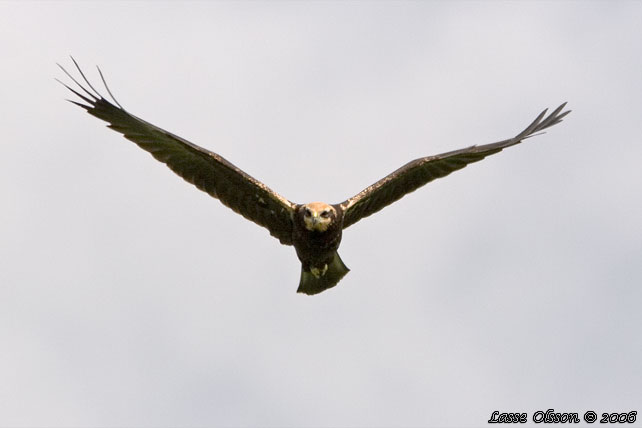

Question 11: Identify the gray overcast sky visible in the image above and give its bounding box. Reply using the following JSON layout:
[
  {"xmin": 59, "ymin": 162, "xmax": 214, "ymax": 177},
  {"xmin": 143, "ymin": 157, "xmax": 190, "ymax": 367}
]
[{"xmin": 1, "ymin": 1, "xmax": 641, "ymax": 426}]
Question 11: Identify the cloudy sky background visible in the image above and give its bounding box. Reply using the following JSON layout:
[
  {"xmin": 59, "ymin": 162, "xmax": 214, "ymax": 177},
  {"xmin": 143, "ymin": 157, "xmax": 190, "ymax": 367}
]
[{"xmin": 1, "ymin": 1, "xmax": 641, "ymax": 426}]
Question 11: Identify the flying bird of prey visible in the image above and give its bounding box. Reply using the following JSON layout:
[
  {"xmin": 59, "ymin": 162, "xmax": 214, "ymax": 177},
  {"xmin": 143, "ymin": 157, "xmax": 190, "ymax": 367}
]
[{"xmin": 58, "ymin": 59, "xmax": 570, "ymax": 295}]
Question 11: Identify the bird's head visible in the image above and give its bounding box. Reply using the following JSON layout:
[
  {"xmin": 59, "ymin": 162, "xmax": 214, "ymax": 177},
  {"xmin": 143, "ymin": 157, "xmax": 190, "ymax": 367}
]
[{"xmin": 301, "ymin": 202, "xmax": 336, "ymax": 232}]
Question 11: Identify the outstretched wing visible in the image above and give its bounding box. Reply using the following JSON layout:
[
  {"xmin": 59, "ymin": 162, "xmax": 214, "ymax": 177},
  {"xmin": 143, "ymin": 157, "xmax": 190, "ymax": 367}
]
[
  {"xmin": 340, "ymin": 104, "xmax": 570, "ymax": 229},
  {"xmin": 58, "ymin": 59, "xmax": 297, "ymax": 245}
]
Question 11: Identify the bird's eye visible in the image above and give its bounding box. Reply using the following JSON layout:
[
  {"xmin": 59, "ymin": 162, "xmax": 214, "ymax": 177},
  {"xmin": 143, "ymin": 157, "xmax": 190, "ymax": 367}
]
[
  {"xmin": 320, "ymin": 210, "xmax": 330, "ymax": 218},
  {"xmin": 304, "ymin": 208, "xmax": 312, "ymax": 216}
]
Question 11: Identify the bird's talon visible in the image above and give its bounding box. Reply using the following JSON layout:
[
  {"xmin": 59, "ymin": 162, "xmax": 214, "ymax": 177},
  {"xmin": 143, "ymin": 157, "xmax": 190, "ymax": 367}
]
[{"xmin": 310, "ymin": 264, "xmax": 328, "ymax": 278}]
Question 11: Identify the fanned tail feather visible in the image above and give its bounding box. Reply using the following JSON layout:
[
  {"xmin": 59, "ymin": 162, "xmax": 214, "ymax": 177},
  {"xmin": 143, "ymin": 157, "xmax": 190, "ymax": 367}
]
[{"xmin": 297, "ymin": 253, "xmax": 350, "ymax": 295}]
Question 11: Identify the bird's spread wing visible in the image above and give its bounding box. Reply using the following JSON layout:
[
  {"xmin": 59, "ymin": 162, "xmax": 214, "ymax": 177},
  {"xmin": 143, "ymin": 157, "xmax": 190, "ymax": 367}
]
[
  {"xmin": 58, "ymin": 59, "xmax": 296, "ymax": 245},
  {"xmin": 339, "ymin": 104, "xmax": 570, "ymax": 229}
]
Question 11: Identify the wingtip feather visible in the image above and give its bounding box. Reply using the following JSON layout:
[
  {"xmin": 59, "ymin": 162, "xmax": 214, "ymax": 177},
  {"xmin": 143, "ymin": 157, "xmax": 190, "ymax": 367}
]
[
  {"xmin": 70, "ymin": 56, "xmax": 103, "ymax": 99},
  {"xmin": 96, "ymin": 65, "xmax": 124, "ymax": 109},
  {"xmin": 66, "ymin": 99, "xmax": 92, "ymax": 110}
]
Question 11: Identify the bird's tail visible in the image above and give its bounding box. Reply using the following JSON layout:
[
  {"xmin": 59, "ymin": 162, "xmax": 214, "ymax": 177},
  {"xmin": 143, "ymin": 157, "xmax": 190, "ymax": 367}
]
[{"xmin": 297, "ymin": 252, "xmax": 350, "ymax": 295}]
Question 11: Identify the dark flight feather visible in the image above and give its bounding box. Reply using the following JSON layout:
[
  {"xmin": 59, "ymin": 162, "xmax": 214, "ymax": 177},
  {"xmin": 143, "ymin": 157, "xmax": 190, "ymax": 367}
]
[
  {"xmin": 339, "ymin": 103, "xmax": 570, "ymax": 228},
  {"xmin": 59, "ymin": 59, "xmax": 296, "ymax": 245}
]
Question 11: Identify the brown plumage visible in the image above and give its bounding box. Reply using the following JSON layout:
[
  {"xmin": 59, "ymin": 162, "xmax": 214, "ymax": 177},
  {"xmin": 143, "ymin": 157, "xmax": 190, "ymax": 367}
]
[{"xmin": 58, "ymin": 58, "xmax": 570, "ymax": 295}]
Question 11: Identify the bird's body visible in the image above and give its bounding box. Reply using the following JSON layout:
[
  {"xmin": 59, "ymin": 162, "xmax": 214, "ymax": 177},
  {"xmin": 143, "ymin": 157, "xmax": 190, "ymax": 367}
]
[
  {"xmin": 58, "ymin": 59, "xmax": 570, "ymax": 295},
  {"xmin": 292, "ymin": 202, "xmax": 348, "ymax": 294},
  {"xmin": 293, "ymin": 204, "xmax": 342, "ymax": 271}
]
